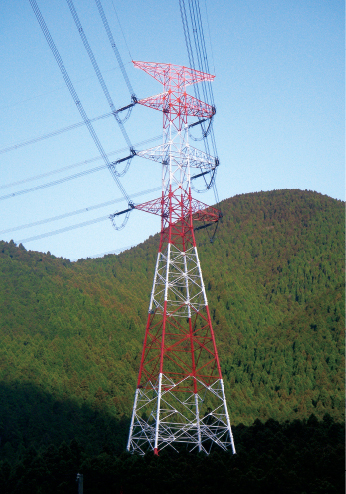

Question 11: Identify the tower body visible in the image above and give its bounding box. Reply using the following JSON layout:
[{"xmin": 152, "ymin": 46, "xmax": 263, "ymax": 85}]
[{"xmin": 127, "ymin": 62, "xmax": 235, "ymax": 455}]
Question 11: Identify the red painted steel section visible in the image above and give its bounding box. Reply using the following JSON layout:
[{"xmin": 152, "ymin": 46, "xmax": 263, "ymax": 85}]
[
  {"xmin": 134, "ymin": 190, "xmax": 223, "ymax": 390},
  {"xmin": 188, "ymin": 317, "xmax": 198, "ymax": 394},
  {"xmin": 205, "ymin": 305, "xmax": 223, "ymax": 379},
  {"xmin": 135, "ymin": 194, "xmax": 221, "ymax": 222},
  {"xmin": 133, "ymin": 61, "xmax": 215, "ymax": 131},
  {"xmin": 132, "ymin": 61, "xmax": 215, "ymax": 86},
  {"xmin": 137, "ymin": 312, "xmax": 154, "ymax": 388},
  {"xmin": 135, "ymin": 190, "xmax": 221, "ymax": 253},
  {"xmin": 160, "ymin": 300, "xmax": 168, "ymax": 374}
]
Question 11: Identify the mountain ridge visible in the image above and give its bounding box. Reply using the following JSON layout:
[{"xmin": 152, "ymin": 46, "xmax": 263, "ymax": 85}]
[{"xmin": 0, "ymin": 189, "xmax": 344, "ymax": 455}]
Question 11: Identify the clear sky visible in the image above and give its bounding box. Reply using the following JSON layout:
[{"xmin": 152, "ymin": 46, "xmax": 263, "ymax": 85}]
[{"xmin": 0, "ymin": 0, "xmax": 344, "ymax": 260}]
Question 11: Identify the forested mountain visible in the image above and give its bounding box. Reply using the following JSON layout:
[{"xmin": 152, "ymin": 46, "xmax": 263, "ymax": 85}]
[{"xmin": 0, "ymin": 189, "xmax": 344, "ymax": 492}]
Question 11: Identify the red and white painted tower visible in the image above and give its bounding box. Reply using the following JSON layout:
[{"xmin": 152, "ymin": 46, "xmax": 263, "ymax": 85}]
[{"xmin": 127, "ymin": 62, "xmax": 235, "ymax": 455}]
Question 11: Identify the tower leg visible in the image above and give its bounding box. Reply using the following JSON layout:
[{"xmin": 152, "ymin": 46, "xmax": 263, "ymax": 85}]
[
  {"xmin": 221, "ymin": 379, "xmax": 236, "ymax": 454},
  {"xmin": 127, "ymin": 388, "xmax": 139, "ymax": 451},
  {"xmin": 154, "ymin": 373, "xmax": 163, "ymax": 455},
  {"xmin": 195, "ymin": 392, "xmax": 202, "ymax": 452},
  {"xmin": 183, "ymin": 251, "xmax": 202, "ymax": 453}
]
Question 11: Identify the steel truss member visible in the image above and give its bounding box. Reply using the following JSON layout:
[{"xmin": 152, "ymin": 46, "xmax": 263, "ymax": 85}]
[{"xmin": 127, "ymin": 62, "xmax": 235, "ymax": 456}]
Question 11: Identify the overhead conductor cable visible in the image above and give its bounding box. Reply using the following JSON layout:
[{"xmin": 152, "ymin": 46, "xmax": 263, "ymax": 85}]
[
  {"xmin": 94, "ymin": 0, "xmax": 137, "ymax": 102},
  {"xmin": 179, "ymin": 0, "xmax": 220, "ymax": 201},
  {"xmin": 66, "ymin": 0, "xmax": 135, "ymax": 163},
  {"xmin": 29, "ymin": 0, "xmax": 132, "ymax": 230},
  {"xmin": 8, "ymin": 186, "xmax": 161, "ymax": 242}
]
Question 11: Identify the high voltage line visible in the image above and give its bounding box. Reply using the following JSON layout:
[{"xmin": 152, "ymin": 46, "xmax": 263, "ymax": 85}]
[
  {"xmin": 5, "ymin": 1, "xmax": 218, "ymax": 252},
  {"xmin": 0, "ymin": 110, "xmax": 114, "ymax": 156},
  {"xmin": 66, "ymin": 0, "xmax": 134, "ymax": 152},
  {"xmin": 70, "ymin": 245, "xmax": 135, "ymax": 262},
  {"xmin": 95, "ymin": 0, "xmax": 136, "ymax": 100},
  {"xmin": 1, "ymin": 0, "xmax": 157, "ymax": 248},
  {"xmin": 1, "ymin": 186, "xmax": 161, "ymax": 236},
  {"xmin": 13, "ymin": 186, "xmax": 161, "ymax": 244},
  {"xmin": 0, "ymin": 164, "xmax": 107, "ymax": 201},
  {"xmin": 16, "ymin": 214, "xmax": 112, "ymax": 244},
  {"xmin": 0, "ymin": 133, "xmax": 164, "ymax": 199},
  {"xmin": 0, "ymin": 61, "xmax": 133, "ymax": 113},
  {"xmin": 29, "ymin": 0, "xmax": 132, "ymax": 230},
  {"xmin": 179, "ymin": 0, "xmax": 220, "ymax": 205}
]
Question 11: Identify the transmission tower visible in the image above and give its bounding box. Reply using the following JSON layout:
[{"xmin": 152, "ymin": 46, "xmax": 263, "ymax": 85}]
[{"xmin": 127, "ymin": 62, "xmax": 236, "ymax": 456}]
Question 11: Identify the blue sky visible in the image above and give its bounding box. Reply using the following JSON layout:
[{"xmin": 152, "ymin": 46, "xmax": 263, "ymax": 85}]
[{"xmin": 0, "ymin": 0, "xmax": 344, "ymax": 260}]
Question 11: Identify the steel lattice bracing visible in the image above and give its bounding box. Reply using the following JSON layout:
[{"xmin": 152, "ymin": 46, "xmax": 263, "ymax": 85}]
[
  {"xmin": 127, "ymin": 62, "xmax": 235, "ymax": 455},
  {"xmin": 133, "ymin": 61, "xmax": 215, "ymax": 131}
]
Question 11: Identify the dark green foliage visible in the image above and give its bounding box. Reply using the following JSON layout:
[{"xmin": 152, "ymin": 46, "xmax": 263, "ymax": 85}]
[
  {"xmin": 0, "ymin": 411, "xmax": 344, "ymax": 493},
  {"xmin": 0, "ymin": 190, "xmax": 343, "ymax": 427},
  {"xmin": 0, "ymin": 189, "xmax": 344, "ymax": 491}
]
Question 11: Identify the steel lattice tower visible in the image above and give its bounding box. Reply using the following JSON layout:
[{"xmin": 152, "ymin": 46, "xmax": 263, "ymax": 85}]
[{"xmin": 127, "ymin": 62, "xmax": 236, "ymax": 456}]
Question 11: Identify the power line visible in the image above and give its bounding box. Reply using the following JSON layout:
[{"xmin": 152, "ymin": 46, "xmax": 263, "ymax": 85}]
[
  {"xmin": 204, "ymin": 0, "xmax": 216, "ymax": 76},
  {"xmin": 0, "ymin": 163, "xmax": 105, "ymax": 201},
  {"xmin": 1, "ymin": 148, "xmax": 115, "ymax": 190},
  {"xmin": 16, "ymin": 214, "xmax": 111, "ymax": 244},
  {"xmin": 15, "ymin": 184, "xmax": 161, "ymax": 244},
  {"xmin": 66, "ymin": 0, "xmax": 134, "ymax": 153},
  {"xmin": 0, "ymin": 133, "xmax": 164, "ymax": 200},
  {"xmin": 111, "ymin": 0, "xmax": 133, "ymax": 61},
  {"xmin": 70, "ymin": 245, "xmax": 135, "ymax": 262},
  {"xmin": 0, "ymin": 130, "xmax": 171, "ymax": 194},
  {"xmin": 30, "ymin": 0, "xmax": 132, "ymax": 230},
  {"xmin": 0, "ymin": 110, "xmax": 113, "ymax": 156},
  {"xmin": 0, "ymin": 62, "xmax": 132, "ymax": 112},
  {"xmin": 179, "ymin": 0, "xmax": 221, "ymax": 205},
  {"xmin": 1, "ymin": 186, "xmax": 161, "ymax": 235},
  {"xmin": 95, "ymin": 0, "xmax": 136, "ymax": 100}
]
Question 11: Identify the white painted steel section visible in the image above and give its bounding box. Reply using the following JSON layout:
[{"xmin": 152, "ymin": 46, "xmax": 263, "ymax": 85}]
[
  {"xmin": 127, "ymin": 388, "xmax": 139, "ymax": 451},
  {"xmin": 193, "ymin": 245, "xmax": 208, "ymax": 305},
  {"xmin": 195, "ymin": 393, "xmax": 202, "ymax": 452},
  {"xmin": 148, "ymin": 251, "xmax": 161, "ymax": 312},
  {"xmin": 154, "ymin": 372, "xmax": 163, "ymax": 451},
  {"xmin": 128, "ymin": 376, "xmax": 235, "ymax": 455},
  {"xmin": 183, "ymin": 252, "xmax": 192, "ymax": 318},
  {"xmin": 220, "ymin": 378, "xmax": 236, "ymax": 454},
  {"xmin": 136, "ymin": 142, "xmax": 215, "ymax": 170},
  {"xmin": 164, "ymin": 244, "xmax": 171, "ymax": 302}
]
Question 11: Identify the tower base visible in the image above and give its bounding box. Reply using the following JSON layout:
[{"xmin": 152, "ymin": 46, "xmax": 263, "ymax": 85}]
[{"xmin": 127, "ymin": 375, "xmax": 236, "ymax": 455}]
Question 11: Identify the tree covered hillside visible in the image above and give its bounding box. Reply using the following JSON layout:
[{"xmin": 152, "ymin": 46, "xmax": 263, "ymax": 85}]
[{"xmin": 0, "ymin": 189, "xmax": 344, "ymax": 457}]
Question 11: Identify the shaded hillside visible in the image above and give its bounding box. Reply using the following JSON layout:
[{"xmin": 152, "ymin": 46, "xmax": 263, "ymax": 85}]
[
  {"xmin": 1, "ymin": 411, "xmax": 344, "ymax": 494},
  {"xmin": 0, "ymin": 189, "xmax": 344, "ymax": 456}
]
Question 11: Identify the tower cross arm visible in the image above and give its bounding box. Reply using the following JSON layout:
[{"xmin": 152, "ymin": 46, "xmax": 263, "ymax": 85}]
[
  {"xmin": 136, "ymin": 143, "xmax": 217, "ymax": 171},
  {"xmin": 132, "ymin": 61, "xmax": 215, "ymax": 87},
  {"xmin": 134, "ymin": 195, "xmax": 221, "ymax": 223},
  {"xmin": 191, "ymin": 198, "xmax": 222, "ymax": 223},
  {"xmin": 137, "ymin": 93, "xmax": 215, "ymax": 120}
]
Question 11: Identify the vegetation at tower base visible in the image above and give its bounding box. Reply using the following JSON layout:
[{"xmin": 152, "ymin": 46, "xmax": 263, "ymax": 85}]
[
  {"xmin": 0, "ymin": 190, "xmax": 344, "ymax": 489},
  {"xmin": 0, "ymin": 414, "xmax": 344, "ymax": 494}
]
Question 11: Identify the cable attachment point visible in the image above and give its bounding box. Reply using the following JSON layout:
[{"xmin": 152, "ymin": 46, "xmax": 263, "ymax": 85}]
[
  {"xmin": 110, "ymin": 153, "xmax": 135, "ymax": 178},
  {"xmin": 109, "ymin": 206, "xmax": 132, "ymax": 231}
]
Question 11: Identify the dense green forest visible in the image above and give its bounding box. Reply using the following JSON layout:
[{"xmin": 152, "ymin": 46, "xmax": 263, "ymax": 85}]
[{"xmin": 0, "ymin": 189, "xmax": 344, "ymax": 492}]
